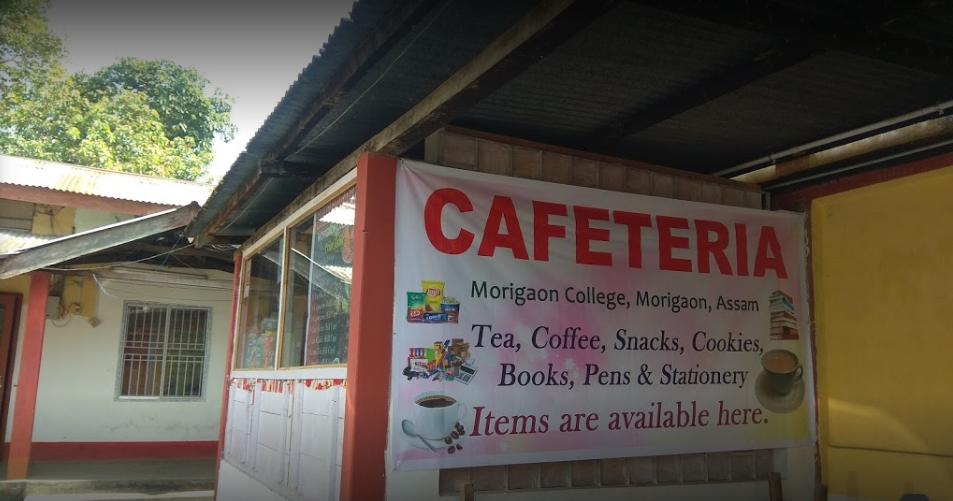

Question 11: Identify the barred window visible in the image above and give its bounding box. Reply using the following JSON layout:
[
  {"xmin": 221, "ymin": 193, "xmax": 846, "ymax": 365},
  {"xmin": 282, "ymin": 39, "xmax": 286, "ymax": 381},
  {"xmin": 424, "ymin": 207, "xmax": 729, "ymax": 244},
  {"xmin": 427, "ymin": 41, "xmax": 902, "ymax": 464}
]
[{"xmin": 118, "ymin": 302, "xmax": 210, "ymax": 399}]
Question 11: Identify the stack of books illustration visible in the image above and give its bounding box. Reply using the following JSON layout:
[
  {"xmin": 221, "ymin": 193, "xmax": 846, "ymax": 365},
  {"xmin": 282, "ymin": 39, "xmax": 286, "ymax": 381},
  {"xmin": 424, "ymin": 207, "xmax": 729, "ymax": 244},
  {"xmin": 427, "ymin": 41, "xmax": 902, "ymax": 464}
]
[{"xmin": 769, "ymin": 290, "xmax": 799, "ymax": 340}]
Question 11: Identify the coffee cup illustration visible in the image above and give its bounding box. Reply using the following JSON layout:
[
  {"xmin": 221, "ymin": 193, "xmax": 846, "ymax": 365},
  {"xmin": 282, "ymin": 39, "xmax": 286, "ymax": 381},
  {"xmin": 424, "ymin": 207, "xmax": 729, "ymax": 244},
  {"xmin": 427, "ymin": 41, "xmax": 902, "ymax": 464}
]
[
  {"xmin": 411, "ymin": 391, "xmax": 467, "ymax": 440},
  {"xmin": 761, "ymin": 349, "xmax": 803, "ymax": 395}
]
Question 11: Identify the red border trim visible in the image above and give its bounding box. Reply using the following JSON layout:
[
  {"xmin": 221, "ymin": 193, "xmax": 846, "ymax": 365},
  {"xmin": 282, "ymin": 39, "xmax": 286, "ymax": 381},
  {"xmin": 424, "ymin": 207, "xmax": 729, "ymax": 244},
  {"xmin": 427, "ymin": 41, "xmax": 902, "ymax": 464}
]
[
  {"xmin": 3, "ymin": 441, "xmax": 217, "ymax": 461},
  {"xmin": 7, "ymin": 272, "xmax": 50, "ymax": 479},
  {"xmin": 213, "ymin": 254, "xmax": 242, "ymax": 499},
  {"xmin": 339, "ymin": 154, "xmax": 397, "ymax": 501},
  {"xmin": 0, "ymin": 293, "xmax": 22, "ymax": 446},
  {"xmin": 772, "ymin": 152, "xmax": 953, "ymax": 211},
  {"xmin": 0, "ymin": 184, "xmax": 176, "ymax": 216}
]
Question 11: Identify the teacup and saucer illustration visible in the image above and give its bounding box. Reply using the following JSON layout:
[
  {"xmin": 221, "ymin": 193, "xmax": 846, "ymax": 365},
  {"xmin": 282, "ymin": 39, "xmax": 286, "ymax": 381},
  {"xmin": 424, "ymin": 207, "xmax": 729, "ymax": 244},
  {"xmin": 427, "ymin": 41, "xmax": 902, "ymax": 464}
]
[
  {"xmin": 400, "ymin": 390, "xmax": 468, "ymax": 454},
  {"xmin": 755, "ymin": 349, "xmax": 805, "ymax": 414}
]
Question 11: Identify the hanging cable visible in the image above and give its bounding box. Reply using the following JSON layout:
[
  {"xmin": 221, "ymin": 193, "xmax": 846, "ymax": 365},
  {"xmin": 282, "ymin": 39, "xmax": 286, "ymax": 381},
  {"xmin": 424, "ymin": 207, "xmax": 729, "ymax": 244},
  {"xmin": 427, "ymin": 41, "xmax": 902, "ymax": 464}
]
[{"xmin": 92, "ymin": 274, "xmax": 118, "ymax": 298}]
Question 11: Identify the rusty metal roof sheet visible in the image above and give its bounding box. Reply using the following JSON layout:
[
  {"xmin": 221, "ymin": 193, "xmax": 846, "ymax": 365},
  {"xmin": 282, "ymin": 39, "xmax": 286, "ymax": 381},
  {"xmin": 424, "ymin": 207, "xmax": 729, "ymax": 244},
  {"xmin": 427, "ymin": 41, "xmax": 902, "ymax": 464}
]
[
  {"xmin": 0, "ymin": 155, "xmax": 214, "ymax": 207},
  {"xmin": 0, "ymin": 230, "xmax": 57, "ymax": 254}
]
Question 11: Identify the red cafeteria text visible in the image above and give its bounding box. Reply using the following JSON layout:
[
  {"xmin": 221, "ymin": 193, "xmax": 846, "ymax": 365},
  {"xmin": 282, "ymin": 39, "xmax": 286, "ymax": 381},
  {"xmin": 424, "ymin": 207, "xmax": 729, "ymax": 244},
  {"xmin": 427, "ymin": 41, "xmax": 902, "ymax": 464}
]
[{"xmin": 423, "ymin": 188, "xmax": 788, "ymax": 278}]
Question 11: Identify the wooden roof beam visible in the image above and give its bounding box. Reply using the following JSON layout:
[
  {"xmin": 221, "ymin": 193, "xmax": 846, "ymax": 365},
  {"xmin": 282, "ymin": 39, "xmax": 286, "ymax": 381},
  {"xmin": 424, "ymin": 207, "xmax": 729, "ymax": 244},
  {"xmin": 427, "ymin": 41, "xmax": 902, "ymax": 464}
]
[
  {"xmin": 258, "ymin": 159, "xmax": 320, "ymax": 179},
  {"xmin": 194, "ymin": 157, "xmax": 333, "ymax": 245},
  {"xmin": 0, "ymin": 204, "xmax": 198, "ymax": 279},
  {"xmin": 61, "ymin": 252, "xmax": 235, "ymax": 274},
  {"xmin": 193, "ymin": 154, "xmax": 264, "ymax": 243}
]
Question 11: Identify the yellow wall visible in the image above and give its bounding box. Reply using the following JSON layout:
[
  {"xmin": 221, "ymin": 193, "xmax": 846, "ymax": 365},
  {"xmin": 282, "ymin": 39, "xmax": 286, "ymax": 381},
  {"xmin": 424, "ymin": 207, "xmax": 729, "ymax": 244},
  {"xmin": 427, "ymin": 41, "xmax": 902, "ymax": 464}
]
[
  {"xmin": 31, "ymin": 205, "xmax": 75, "ymax": 236},
  {"xmin": 812, "ymin": 166, "xmax": 953, "ymax": 499},
  {"xmin": 60, "ymin": 276, "xmax": 99, "ymax": 318},
  {"xmin": 0, "ymin": 275, "xmax": 31, "ymax": 297}
]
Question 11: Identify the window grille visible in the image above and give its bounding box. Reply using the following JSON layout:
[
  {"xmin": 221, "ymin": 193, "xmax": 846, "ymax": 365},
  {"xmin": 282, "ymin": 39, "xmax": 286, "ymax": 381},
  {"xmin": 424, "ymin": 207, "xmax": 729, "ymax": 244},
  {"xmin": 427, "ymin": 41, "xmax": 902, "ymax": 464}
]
[{"xmin": 118, "ymin": 302, "xmax": 210, "ymax": 399}]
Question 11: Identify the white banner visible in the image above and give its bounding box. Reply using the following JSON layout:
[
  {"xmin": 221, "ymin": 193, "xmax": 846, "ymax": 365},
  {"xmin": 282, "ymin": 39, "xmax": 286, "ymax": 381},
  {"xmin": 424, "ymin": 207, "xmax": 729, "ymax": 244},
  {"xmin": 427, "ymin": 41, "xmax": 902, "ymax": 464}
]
[{"xmin": 391, "ymin": 159, "xmax": 815, "ymax": 471}]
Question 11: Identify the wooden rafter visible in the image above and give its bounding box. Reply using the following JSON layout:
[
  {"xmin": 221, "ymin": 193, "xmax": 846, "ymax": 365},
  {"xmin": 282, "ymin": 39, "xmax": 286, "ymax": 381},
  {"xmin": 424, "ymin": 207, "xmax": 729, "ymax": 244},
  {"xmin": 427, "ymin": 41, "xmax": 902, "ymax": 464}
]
[
  {"xmin": 61, "ymin": 252, "xmax": 234, "ymax": 274},
  {"xmin": 193, "ymin": 154, "xmax": 263, "ymax": 239}
]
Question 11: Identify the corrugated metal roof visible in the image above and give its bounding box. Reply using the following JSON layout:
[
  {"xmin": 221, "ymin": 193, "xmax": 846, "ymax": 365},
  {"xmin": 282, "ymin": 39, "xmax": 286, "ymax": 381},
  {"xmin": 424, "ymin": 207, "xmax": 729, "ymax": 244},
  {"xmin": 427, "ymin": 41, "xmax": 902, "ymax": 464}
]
[
  {"xmin": 0, "ymin": 229, "xmax": 57, "ymax": 254},
  {"xmin": 190, "ymin": 0, "xmax": 953, "ymax": 238},
  {"xmin": 453, "ymin": 2, "xmax": 953, "ymax": 172},
  {"xmin": 0, "ymin": 155, "xmax": 214, "ymax": 206},
  {"xmin": 455, "ymin": 2, "xmax": 781, "ymax": 150},
  {"xmin": 189, "ymin": 0, "xmax": 540, "ymax": 236},
  {"xmin": 189, "ymin": 0, "xmax": 406, "ymax": 236},
  {"xmin": 284, "ymin": 0, "xmax": 541, "ymax": 166},
  {"xmin": 610, "ymin": 50, "xmax": 952, "ymax": 170}
]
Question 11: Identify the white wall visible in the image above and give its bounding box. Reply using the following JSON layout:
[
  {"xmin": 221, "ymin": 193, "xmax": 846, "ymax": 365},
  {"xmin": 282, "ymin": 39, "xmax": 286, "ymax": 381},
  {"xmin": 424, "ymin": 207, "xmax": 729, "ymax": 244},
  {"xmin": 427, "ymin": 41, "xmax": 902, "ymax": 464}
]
[
  {"xmin": 30, "ymin": 271, "xmax": 233, "ymax": 442},
  {"xmin": 221, "ymin": 381, "xmax": 345, "ymax": 501}
]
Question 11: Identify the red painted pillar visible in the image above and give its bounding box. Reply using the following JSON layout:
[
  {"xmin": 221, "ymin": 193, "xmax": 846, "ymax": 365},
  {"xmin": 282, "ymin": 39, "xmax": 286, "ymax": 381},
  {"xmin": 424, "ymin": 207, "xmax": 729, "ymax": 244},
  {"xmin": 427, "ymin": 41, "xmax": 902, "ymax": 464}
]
[
  {"xmin": 7, "ymin": 272, "xmax": 50, "ymax": 480},
  {"xmin": 213, "ymin": 253, "xmax": 242, "ymax": 500},
  {"xmin": 340, "ymin": 153, "xmax": 397, "ymax": 501}
]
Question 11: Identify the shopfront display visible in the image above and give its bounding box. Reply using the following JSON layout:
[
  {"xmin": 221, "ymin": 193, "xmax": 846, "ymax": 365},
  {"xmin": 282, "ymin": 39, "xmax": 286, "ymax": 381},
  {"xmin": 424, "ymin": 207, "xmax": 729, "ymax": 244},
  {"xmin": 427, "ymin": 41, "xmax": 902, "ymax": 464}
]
[
  {"xmin": 237, "ymin": 237, "xmax": 283, "ymax": 370},
  {"xmin": 284, "ymin": 187, "xmax": 356, "ymax": 368},
  {"xmin": 235, "ymin": 185, "xmax": 357, "ymax": 371}
]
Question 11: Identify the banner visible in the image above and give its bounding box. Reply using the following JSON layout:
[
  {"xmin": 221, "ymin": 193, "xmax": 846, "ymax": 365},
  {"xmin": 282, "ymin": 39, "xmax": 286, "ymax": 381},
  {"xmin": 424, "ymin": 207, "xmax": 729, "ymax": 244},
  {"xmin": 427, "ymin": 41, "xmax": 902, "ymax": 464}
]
[{"xmin": 390, "ymin": 159, "xmax": 815, "ymax": 471}]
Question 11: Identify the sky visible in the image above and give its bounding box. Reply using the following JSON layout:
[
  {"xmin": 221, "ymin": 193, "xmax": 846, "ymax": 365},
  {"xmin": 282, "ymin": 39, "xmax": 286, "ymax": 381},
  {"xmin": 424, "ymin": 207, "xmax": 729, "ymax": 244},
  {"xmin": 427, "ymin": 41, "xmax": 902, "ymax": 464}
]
[{"xmin": 46, "ymin": 0, "xmax": 356, "ymax": 182}]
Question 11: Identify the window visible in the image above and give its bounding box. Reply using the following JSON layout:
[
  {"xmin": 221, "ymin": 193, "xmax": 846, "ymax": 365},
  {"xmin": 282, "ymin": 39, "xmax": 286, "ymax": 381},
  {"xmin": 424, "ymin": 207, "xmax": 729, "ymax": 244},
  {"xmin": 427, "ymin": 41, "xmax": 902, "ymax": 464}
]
[
  {"xmin": 118, "ymin": 302, "xmax": 210, "ymax": 399},
  {"xmin": 236, "ymin": 237, "xmax": 284, "ymax": 369},
  {"xmin": 233, "ymin": 182, "xmax": 357, "ymax": 372},
  {"xmin": 281, "ymin": 186, "xmax": 355, "ymax": 367}
]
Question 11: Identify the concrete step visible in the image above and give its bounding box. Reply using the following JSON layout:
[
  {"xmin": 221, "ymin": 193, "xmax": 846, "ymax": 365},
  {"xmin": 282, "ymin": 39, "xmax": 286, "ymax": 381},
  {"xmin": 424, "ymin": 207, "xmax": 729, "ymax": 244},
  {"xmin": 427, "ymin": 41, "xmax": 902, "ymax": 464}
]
[
  {"xmin": 24, "ymin": 491, "xmax": 213, "ymax": 501},
  {"xmin": 20, "ymin": 480, "xmax": 214, "ymax": 499},
  {"xmin": 0, "ymin": 460, "xmax": 215, "ymax": 501}
]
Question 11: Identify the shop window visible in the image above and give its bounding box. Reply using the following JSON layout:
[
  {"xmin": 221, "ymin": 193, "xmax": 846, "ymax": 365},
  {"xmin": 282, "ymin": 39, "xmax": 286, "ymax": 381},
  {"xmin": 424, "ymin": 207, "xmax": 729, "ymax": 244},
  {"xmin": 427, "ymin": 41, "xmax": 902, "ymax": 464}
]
[
  {"xmin": 237, "ymin": 237, "xmax": 284, "ymax": 369},
  {"xmin": 281, "ymin": 187, "xmax": 356, "ymax": 367},
  {"xmin": 117, "ymin": 302, "xmax": 210, "ymax": 399}
]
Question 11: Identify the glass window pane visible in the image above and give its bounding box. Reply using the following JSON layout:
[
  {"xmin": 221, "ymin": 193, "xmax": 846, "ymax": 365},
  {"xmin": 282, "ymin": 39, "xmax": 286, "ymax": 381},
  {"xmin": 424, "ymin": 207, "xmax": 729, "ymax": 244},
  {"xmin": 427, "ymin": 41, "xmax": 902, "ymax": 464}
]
[
  {"xmin": 280, "ymin": 187, "xmax": 356, "ymax": 367},
  {"xmin": 237, "ymin": 237, "xmax": 284, "ymax": 369},
  {"xmin": 120, "ymin": 304, "xmax": 167, "ymax": 397},
  {"xmin": 117, "ymin": 302, "xmax": 211, "ymax": 400},
  {"xmin": 164, "ymin": 308, "xmax": 208, "ymax": 397}
]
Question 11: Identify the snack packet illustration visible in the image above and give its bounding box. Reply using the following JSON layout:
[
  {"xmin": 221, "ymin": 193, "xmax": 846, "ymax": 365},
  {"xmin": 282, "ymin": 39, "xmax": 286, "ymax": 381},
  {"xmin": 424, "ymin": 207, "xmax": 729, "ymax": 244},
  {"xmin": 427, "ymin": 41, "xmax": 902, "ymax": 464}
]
[{"xmin": 421, "ymin": 280, "xmax": 445, "ymax": 313}]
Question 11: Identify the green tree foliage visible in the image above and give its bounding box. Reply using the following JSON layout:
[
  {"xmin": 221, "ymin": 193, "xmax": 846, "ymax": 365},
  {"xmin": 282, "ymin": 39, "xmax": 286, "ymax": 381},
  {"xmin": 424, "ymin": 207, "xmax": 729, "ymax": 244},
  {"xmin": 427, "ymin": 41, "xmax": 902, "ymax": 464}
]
[
  {"xmin": 0, "ymin": 1, "xmax": 235, "ymax": 181},
  {"xmin": 0, "ymin": 0, "xmax": 65, "ymax": 93},
  {"xmin": 76, "ymin": 58, "xmax": 236, "ymax": 158}
]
